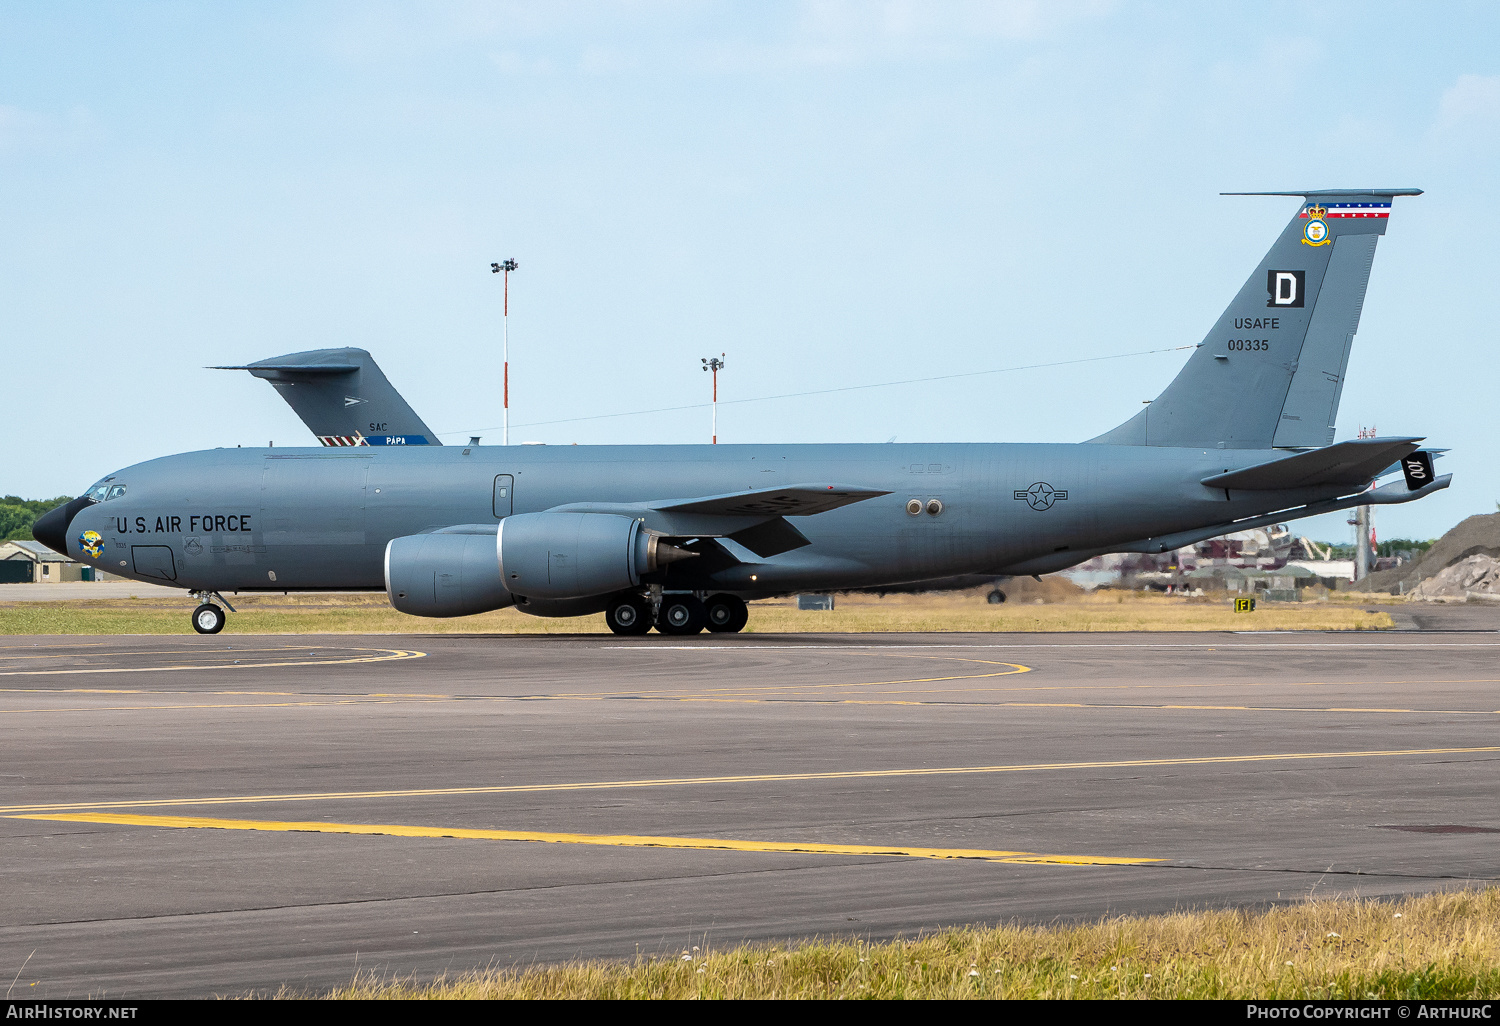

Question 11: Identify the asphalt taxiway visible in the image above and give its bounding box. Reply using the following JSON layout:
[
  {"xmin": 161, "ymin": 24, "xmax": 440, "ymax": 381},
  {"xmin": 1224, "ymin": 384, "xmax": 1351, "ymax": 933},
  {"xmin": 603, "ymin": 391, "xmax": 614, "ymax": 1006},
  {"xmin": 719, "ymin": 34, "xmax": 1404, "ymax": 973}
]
[{"xmin": 3, "ymin": 620, "xmax": 1499, "ymax": 997}]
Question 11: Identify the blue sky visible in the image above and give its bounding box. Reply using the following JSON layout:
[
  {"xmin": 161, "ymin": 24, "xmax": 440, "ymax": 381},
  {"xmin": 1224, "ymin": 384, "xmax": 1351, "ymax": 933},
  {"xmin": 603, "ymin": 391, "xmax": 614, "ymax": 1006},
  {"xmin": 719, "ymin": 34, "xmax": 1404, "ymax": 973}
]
[{"xmin": 3, "ymin": 1, "xmax": 1496, "ymax": 542}]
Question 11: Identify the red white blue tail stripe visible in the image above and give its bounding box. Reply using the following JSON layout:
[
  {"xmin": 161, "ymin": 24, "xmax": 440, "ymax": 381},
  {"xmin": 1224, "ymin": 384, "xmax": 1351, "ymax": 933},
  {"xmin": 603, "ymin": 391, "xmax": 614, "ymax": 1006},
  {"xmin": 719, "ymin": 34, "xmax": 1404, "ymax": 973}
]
[{"xmin": 1302, "ymin": 202, "xmax": 1391, "ymax": 219}]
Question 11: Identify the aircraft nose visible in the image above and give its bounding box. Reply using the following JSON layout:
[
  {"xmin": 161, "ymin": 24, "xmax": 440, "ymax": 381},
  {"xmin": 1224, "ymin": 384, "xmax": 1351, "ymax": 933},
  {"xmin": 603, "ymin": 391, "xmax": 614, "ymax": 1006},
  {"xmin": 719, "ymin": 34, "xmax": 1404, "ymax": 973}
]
[{"xmin": 32, "ymin": 496, "xmax": 97, "ymax": 558}]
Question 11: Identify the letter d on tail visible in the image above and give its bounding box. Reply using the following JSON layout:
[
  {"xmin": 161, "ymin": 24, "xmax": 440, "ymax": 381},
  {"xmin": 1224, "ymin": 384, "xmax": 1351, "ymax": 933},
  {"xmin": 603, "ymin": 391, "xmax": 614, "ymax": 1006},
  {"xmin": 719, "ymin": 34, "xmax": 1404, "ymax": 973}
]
[{"xmin": 1267, "ymin": 270, "xmax": 1305, "ymax": 307}]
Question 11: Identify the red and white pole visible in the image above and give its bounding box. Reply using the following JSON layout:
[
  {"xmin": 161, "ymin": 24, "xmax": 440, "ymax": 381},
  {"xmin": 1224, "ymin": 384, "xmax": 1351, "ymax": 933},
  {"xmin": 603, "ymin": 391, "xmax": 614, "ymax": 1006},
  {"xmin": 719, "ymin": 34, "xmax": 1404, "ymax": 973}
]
[
  {"xmin": 702, "ymin": 353, "xmax": 724, "ymax": 444},
  {"xmin": 503, "ymin": 267, "xmax": 509, "ymax": 447},
  {"xmin": 492, "ymin": 259, "xmax": 518, "ymax": 445}
]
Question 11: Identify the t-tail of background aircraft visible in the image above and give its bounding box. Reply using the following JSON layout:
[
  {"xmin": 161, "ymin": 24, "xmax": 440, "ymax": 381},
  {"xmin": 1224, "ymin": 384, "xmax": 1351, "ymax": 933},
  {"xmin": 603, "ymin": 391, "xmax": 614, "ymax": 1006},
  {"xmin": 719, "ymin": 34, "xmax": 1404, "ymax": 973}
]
[{"xmin": 213, "ymin": 348, "xmax": 442, "ymax": 447}]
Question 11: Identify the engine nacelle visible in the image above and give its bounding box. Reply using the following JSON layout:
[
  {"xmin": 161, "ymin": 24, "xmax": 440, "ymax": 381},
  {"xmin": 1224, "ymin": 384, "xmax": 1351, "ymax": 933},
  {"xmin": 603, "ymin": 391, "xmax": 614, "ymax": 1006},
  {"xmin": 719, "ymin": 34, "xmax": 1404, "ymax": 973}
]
[
  {"xmin": 385, "ymin": 532, "xmax": 513, "ymax": 617},
  {"xmin": 500, "ymin": 511, "xmax": 689, "ymax": 601}
]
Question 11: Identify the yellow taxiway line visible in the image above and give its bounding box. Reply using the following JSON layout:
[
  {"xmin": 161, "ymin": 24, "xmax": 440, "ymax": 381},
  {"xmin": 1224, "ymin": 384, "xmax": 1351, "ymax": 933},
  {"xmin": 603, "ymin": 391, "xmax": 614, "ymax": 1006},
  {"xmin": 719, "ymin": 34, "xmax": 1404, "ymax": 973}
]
[
  {"xmin": 4, "ymin": 745, "xmax": 1497, "ymax": 816},
  {"xmin": 0, "ymin": 648, "xmax": 425, "ymax": 677},
  {"xmin": 10, "ymin": 812, "xmax": 1157, "ymax": 866}
]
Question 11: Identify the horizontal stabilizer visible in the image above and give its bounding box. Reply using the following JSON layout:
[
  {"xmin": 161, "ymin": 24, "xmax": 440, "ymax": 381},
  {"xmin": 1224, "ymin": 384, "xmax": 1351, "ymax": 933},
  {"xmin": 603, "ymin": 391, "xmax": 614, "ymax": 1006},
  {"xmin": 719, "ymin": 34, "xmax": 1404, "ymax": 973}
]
[
  {"xmin": 209, "ymin": 361, "xmax": 361, "ymax": 374},
  {"xmin": 1220, "ymin": 188, "xmax": 1423, "ymax": 198},
  {"xmin": 1118, "ymin": 474, "xmax": 1450, "ymax": 558},
  {"xmin": 1201, "ymin": 436, "xmax": 1423, "ymax": 491},
  {"xmin": 654, "ymin": 484, "xmax": 889, "ymax": 517}
]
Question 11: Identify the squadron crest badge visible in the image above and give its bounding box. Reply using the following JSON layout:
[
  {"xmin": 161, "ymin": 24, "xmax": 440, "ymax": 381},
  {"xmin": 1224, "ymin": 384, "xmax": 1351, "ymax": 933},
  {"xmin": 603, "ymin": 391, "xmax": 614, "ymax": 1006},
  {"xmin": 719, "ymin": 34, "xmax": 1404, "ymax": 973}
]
[
  {"xmin": 78, "ymin": 530, "xmax": 103, "ymax": 559},
  {"xmin": 1300, "ymin": 203, "xmax": 1331, "ymax": 246}
]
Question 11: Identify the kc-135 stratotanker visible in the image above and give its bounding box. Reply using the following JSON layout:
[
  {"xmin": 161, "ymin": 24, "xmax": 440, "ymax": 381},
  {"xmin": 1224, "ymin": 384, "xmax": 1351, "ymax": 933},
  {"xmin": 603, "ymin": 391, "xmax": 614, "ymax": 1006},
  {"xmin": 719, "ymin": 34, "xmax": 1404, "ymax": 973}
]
[{"xmin": 35, "ymin": 189, "xmax": 1448, "ymax": 636}]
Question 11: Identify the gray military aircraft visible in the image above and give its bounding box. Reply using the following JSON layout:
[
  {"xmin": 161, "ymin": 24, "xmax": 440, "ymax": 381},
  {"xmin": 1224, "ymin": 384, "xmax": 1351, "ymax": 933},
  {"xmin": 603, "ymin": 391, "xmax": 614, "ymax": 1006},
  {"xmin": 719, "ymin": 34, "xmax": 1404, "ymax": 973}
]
[
  {"xmin": 231, "ymin": 345, "xmax": 1022, "ymax": 600},
  {"xmin": 35, "ymin": 188, "xmax": 1448, "ymax": 636}
]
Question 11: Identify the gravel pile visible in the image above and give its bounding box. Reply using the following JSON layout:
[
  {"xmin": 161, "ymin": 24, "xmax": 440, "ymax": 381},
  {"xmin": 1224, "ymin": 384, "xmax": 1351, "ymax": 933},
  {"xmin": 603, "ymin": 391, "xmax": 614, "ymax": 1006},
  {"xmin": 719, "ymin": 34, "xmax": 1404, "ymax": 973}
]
[
  {"xmin": 1409, "ymin": 553, "xmax": 1500, "ymax": 602},
  {"xmin": 1350, "ymin": 512, "xmax": 1500, "ymax": 594}
]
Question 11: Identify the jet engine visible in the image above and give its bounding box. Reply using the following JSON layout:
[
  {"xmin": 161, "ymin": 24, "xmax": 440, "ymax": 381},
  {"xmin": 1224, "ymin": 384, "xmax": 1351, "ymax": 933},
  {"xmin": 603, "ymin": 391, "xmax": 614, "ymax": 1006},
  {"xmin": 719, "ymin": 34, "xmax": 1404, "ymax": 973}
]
[
  {"xmin": 385, "ymin": 531, "xmax": 513, "ymax": 617},
  {"xmin": 498, "ymin": 511, "xmax": 695, "ymax": 601}
]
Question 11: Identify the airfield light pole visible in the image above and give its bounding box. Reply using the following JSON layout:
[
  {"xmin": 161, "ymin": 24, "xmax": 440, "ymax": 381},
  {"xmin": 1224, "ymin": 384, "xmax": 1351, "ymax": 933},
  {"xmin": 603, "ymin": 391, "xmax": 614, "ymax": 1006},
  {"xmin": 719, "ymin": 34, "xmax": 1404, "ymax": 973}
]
[
  {"xmin": 701, "ymin": 354, "xmax": 725, "ymax": 444},
  {"xmin": 1351, "ymin": 425, "xmax": 1377, "ymax": 580},
  {"xmin": 491, "ymin": 259, "xmax": 519, "ymax": 445}
]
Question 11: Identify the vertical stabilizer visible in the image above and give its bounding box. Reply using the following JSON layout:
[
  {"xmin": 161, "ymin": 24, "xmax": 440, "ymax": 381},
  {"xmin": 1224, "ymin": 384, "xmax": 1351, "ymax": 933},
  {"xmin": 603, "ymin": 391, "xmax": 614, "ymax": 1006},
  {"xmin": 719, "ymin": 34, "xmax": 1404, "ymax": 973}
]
[
  {"xmin": 212, "ymin": 348, "xmax": 442, "ymax": 446},
  {"xmin": 1090, "ymin": 189, "xmax": 1419, "ymax": 449}
]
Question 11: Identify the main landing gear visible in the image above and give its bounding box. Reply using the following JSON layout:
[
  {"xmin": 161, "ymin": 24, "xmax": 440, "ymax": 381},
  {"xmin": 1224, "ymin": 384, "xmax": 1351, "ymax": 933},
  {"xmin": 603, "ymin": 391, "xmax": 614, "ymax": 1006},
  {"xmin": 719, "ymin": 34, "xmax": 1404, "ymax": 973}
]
[
  {"xmin": 603, "ymin": 594, "xmax": 652, "ymax": 636},
  {"xmin": 189, "ymin": 590, "xmax": 236, "ymax": 634},
  {"xmin": 604, "ymin": 592, "xmax": 748, "ymax": 636},
  {"xmin": 705, "ymin": 594, "xmax": 749, "ymax": 633}
]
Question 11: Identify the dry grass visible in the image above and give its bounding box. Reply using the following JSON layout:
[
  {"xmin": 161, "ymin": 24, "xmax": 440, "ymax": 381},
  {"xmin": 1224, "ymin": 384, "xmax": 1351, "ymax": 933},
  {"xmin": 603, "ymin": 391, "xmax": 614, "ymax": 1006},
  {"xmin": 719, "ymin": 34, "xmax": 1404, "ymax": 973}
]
[
  {"xmin": 0, "ymin": 588, "xmax": 1392, "ymax": 635},
  {"xmin": 748, "ymin": 590, "xmax": 1392, "ymax": 633},
  {"xmin": 0, "ymin": 592, "xmax": 607, "ymax": 636},
  {"xmin": 313, "ymin": 888, "xmax": 1500, "ymax": 1000}
]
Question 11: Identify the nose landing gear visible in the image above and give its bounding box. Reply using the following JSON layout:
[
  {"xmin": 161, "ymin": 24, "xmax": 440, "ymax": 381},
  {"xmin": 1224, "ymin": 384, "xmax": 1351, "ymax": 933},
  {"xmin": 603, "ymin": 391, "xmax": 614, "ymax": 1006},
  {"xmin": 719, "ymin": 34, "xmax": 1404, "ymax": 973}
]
[
  {"xmin": 192, "ymin": 603, "xmax": 226, "ymax": 634},
  {"xmin": 188, "ymin": 590, "xmax": 236, "ymax": 634}
]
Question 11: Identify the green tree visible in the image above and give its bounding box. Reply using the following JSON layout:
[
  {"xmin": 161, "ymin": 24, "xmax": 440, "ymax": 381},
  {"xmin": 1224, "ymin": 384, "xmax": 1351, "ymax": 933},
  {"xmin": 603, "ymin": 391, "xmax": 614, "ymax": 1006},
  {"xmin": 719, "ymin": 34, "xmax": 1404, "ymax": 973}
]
[
  {"xmin": 0, "ymin": 495, "xmax": 76, "ymax": 543},
  {"xmin": 1377, "ymin": 537, "xmax": 1437, "ymax": 558}
]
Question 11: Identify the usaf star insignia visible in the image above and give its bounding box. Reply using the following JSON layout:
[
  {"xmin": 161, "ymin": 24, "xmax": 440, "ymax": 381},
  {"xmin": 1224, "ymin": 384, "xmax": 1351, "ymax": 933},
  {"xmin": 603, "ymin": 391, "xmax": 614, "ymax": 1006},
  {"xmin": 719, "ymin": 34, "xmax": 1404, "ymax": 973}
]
[{"xmin": 1014, "ymin": 482, "xmax": 1069, "ymax": 511}]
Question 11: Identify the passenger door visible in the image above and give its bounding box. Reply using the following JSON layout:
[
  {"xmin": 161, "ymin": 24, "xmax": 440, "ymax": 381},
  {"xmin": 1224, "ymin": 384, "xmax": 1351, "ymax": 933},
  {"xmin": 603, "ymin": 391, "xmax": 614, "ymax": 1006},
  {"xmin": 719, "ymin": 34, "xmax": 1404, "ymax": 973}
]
[{"xmin": 493, "ymin": 475, "xmax": 513, "ymax": 518}]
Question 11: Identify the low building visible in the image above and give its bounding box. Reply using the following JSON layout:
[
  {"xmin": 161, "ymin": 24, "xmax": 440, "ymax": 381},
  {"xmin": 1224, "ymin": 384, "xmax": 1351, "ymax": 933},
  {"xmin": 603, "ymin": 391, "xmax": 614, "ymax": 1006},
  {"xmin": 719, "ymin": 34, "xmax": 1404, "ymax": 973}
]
[
  {"xmin": 1060, "ymin": 524, "xmax": 1328, "ymax": 591},
  {"xmin": 1285, "ymin": 559, "xmax": 1356, "ymax": 584},
  {"xmin": 0, "ymin": 539, "xmax": 91, "ymax": 583},
  {"xmin": 1184, "ymin": 564, "xmax": 1321, "ymax": 600}
]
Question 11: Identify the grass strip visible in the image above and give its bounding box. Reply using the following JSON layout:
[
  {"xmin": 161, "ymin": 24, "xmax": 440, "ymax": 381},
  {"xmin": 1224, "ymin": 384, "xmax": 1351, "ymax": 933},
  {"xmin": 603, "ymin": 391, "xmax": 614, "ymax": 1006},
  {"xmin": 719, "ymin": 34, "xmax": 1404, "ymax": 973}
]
[
  {"xmin": 0, "ymin": 592, "xmax": 1394, "ymax": 635},
  {"xmin": 314, "ymin": 888, "xmax": 1500, "ymax": 999}
]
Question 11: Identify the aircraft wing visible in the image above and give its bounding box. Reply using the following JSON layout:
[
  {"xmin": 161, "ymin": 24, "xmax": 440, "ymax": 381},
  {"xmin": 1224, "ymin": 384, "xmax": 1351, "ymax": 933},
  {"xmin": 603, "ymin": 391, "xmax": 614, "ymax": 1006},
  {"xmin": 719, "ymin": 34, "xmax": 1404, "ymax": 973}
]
[
  {"xmin": 652, "ymin": 483, "xmax": 890, "ymax": 517},
  {"xmin": 1200, "ymin": 437, "xmax": 1423, "ymax": 491},
  {"xmin": 548, "ymin": 483, "xmax": 890, "ymax": 558}
]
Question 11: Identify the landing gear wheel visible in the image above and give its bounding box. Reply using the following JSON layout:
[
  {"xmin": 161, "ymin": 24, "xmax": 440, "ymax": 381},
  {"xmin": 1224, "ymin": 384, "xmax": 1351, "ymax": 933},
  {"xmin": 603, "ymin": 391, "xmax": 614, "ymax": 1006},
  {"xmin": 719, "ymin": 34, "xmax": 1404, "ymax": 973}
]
[
  {"xmin": 604, "ymin": 594, "xmax": 652, "ymax": 636},
  {"xmin": 986, "ymin": 589, "xmax": 1007, "ymax": 604},
  {"xmin": 705, "ymin": 594, "xmax": 748, "ymax": 633},
  {"xmin": 191, "ymin": 603, "xmax": 226, "ymax": 634},
  {"xmin": 656, "ymin": 595, "xmax": 706, "ymax": 635}
]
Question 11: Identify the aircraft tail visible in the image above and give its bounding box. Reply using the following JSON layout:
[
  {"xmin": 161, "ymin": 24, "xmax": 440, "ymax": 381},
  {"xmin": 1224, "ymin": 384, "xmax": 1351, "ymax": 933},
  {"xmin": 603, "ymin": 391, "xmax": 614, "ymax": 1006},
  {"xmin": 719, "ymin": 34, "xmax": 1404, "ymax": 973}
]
[
  {"xmin": 1090, "ymin": 189, "xmax": 1420, "ymax": 449},
  {"xmin": 213, "ymin": 348, "xmax": 442, "ymax": 446}
]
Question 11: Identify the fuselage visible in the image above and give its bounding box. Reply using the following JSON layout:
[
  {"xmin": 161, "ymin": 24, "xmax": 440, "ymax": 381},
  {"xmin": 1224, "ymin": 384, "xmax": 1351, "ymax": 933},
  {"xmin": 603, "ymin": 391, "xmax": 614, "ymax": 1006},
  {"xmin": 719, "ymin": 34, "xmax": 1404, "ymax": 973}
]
[{"xmin": 65, "ymin": 441, "xmax": 1350, "ymax": 597}]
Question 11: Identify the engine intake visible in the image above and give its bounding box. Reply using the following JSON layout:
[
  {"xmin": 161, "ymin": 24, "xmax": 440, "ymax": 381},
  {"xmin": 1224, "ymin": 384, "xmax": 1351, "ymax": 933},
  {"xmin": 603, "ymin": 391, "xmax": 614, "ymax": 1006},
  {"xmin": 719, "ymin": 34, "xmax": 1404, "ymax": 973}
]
[{"xmin": 385, "ymin": 532, "xmax": 513, "ymax": 617}]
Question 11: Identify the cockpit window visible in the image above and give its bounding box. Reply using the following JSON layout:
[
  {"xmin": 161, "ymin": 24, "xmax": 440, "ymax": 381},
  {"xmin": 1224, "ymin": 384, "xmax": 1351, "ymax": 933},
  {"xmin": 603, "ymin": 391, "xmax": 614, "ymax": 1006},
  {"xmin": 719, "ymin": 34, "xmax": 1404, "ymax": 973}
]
[{"xmin": 84, "ymin": 483, "xmax": 126, "ymax": 502}]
